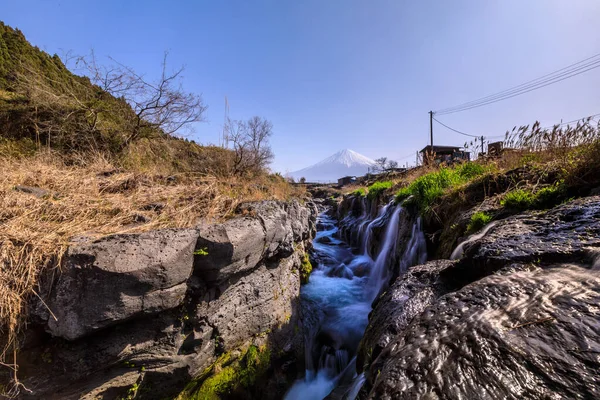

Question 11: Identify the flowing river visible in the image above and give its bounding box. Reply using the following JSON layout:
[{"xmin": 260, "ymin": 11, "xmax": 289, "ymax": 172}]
[{"xmin": 285, "ymin": 202, "xmax": 427, "ymax": 399}]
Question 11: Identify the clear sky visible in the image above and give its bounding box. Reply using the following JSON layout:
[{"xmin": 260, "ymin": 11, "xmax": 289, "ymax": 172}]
[{"xmin": 3, "ymin": 0, "xmax": 600, "ymax": 173}]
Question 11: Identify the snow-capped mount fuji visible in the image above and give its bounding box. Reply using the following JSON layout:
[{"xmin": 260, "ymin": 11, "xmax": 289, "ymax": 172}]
[{"xmin": 288, "ymin": 149, "xmax": 376, "ymax": 183}]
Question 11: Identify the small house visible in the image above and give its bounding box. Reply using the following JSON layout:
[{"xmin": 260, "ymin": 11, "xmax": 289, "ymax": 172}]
[
  {"xmin": 420, "ymin": 145, "xmax": 470, "ymax": 165},
  {"xmin": 337, "ymin": 176, "xmax": 357, "ymax": 186}
]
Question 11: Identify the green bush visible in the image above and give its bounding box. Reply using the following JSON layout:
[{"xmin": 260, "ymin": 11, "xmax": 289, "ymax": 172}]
[
  {"xmin": 500, "ymin": 189, "xmax": 534, "ymax": 210},
  {"xmin": 351, "ymin": 187, "xmax": 366, "ymax": 197},
  {"xmin": 367, "ymin": 181, "xmax": 393, "ymax": 200},
  {"xmin": 466, "ymin": 211, "xmax": 492, "ymax": 234}
]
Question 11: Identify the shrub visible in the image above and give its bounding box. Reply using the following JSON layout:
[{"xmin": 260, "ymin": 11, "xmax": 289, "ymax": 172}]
[
  {"xmin": 500, "ymin": 189, "xmax": 534, "ymax": 210},
  {"xmin": 367, "ymin": 181, "xmax": 393, "ymax": 200},
  {"xmin": 466, "ymin": 211, "xmax": 492, "ymax": 234}
]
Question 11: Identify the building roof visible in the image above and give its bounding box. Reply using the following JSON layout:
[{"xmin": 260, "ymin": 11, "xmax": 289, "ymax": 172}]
[{"xmin": 420, "ymin": 145, "xmax": 464, "ymax": 153}]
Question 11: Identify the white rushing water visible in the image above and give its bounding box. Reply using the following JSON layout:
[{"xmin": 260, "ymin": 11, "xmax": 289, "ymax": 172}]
[
  {"xmin": 451, "ymin": 221, "xmax": 497, "ymax": 260},
  {"xmin": 285, "ymin": 203, "xmax": 427, "ymax": 400}
]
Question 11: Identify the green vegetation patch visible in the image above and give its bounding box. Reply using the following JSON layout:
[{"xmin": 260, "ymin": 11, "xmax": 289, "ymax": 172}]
[
  {"xmin": 179, "ymin": 345, "xmax": 271, "ymax": 400},
  {"xmin": 367, "ymin": 181, "xmax": 393, "ymax": 200},
  {"xmin": 533, "ymin": 181, "xmax": 567, "ymax": 209},
  {"xmin": 500, "ymin": 189, "xmax": 534, "ymax": 210},
  {"xmin": 299, "ymin": 253, "xmax": 312, "ymax": 284},
  {"xmin": 395, "ymin": 162, "xmax": 491, "ymax": 211},
  {"xmin": 351, "ymin": 187, "xmax": 366, "ymax": 197},
  {"xmin": 501, "ymin": 181, "xmax": 567, "ymax": 211},
  {"xmin": 466, "ymin": 211, "xmax": 492, "ymax": 234}
]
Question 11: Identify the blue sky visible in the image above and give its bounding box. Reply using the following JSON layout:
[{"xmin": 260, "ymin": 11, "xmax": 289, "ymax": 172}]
[{"xmin": 3, "ymin": 0, "xmax": 600, "ymax": 173}]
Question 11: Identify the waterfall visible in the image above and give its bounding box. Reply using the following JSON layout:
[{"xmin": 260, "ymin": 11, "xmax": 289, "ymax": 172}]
[
  {"xmin": 451, "ymin": 221, "xmax": 497, "ymax": 260},
  {"xmin": 286, "ymin": 201, "xmax": 428, "ymax": 400},
  {"xmin": 361, "ymin": 204, "xmax": 389, "ymax": 256},
  {"xmin": 345, "ymin": 373, "xmax": 366, "ymax": 400},
  {"xmin": 399, "ymin": 217, "xmax": 428, "ymax": 274},
  {"xmin": 366, "ymin": 205, "xmax": 402, "ymax": 301}
]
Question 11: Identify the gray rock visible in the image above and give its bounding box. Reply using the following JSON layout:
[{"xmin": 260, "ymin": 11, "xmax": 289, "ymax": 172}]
[
  {"xmin": 195, "ymin": 201, "xmax": 314, "ymax": 284},
  {"xmin": 194, "ymin": 217, "xmax": 267, "ymax": 283},
  {"xmin": 196, "ymin": 251, "xmax": 303, "ymax": 352},
  {"xmin": 367, "ymin": 264, "xmax": 600, "ymax": 400},
  {"xmin": 358, "ymin": 260, "xmax": 454, "ymax": 371},
  {"xmin": 47, "ymin": 228, "xmax": 199, "ymax": 340},
  {"xmin": 455, "ymin": 196, "xmax": 600, "ymax": 279}
]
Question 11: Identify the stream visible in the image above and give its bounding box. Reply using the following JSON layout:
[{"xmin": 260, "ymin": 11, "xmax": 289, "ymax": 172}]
[{"xmin": 285, "ymin": 202, "xmax": 426, "ymax": 400}]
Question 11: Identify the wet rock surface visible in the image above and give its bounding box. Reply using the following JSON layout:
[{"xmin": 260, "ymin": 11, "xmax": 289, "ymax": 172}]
[
  {"xmin": 12, "ymin": 200, "xmax": 317, "ymax": 400},
  {"xmin": 358, "ymin": 196, "xmax": 600, "ymax": 399}
]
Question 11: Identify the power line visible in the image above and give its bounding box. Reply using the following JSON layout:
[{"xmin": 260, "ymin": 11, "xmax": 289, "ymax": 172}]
[
  {"xmin": 435, "ymin": 53, "xmax": 600, "ymax": 115},
  {"xmin": 433, "ymin": 117, "xmax": 480, "ymax": 138},
  {"xmin": 541, "ymin": 112, "xmax": 600, "ymax": 130},
  {"xmin": 436, "ymin": 61, "xmax": 600, "ymax": 115},
  {"xmin": 436, "ymin": 53, "xmax": 600, "ymax": 114}
]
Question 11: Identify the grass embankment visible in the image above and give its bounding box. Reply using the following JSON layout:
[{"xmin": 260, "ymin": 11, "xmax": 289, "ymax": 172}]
[{"xmin": 394, "ymin": 162, "xmax": 493, "ymax": 212}]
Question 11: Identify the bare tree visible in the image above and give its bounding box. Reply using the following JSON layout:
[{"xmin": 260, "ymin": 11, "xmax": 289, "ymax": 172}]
[
  {"xmin": 374, "ymin": 157, "xmax": 399, "ymax": 174},
  {"xmin": 226, "ymin": 116, "xmax": 274, "ymax": 175},
  {"xmin": 76, "ymin": 51, "xmax": 207, "ymax": 145}
]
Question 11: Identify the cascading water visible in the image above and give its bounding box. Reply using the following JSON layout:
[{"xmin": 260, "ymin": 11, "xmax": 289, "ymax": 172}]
[{"xmin": 285, "ymin": 201, "xmax": 428, "ymax": 400}]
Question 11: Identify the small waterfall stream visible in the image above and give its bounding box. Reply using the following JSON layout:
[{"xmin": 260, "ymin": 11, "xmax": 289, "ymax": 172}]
[{"xmin": 285, "ymin": 202, "xmax": 427, "ymax": 400}]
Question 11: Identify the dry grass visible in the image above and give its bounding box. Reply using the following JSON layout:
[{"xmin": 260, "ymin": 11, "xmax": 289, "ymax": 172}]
[{"xmin": 0, "ymin": 150, "xmax": 303, "ymax": 394}]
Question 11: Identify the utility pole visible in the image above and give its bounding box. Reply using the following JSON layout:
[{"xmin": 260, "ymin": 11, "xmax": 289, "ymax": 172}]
[
  {"xmin": 429, "ymin": 111, "xmax": 434, "ymax": 164},
  {"xmin": 480, "ymin": 136, "xmax": 484, "ymax": 159}
]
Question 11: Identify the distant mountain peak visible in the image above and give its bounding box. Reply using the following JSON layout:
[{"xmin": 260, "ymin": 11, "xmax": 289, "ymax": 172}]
[{"xmin": 289, "ymin": 149, "xmax": 376, "ymax": 183}]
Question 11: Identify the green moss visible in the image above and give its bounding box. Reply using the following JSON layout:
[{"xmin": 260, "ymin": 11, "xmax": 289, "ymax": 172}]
[
  {"xmin": 367, "ymin": 181, "xmax": 393, "ymax": 200},
  {"xmin": 500, "ymin": 189, "xmax": 534, "ymax": 210},
  {"xmin": 120, "ymin": 382, "xmax": 140, "ymax": 400},
  {"xmin": 194, "ymin": 247, "xmax": 209, "ymax": 256},
  {"xmin": 179, "ymin": 345, "xmax": 271, "ymax": 400},
  {"xmin": 466, "ymin": 211, "xmax": 492, "ymax": 234},
  {"xmin": 299, "ymin": 253, "xmax": 312, "ymax": 284},
  {"xmin": 351, "ymin": 188, "xmax": 366, "ymax": 197},
  {"xmin": 394, "ymin": 187, "xmax": 411, "ymax": 204},
  {"xmin": 533, "ymin": 181, "xmax": 567, "ymax": 209},
  {"xmin": 501, "ymin": 182, "xmax": 567, "ymax": 211}
]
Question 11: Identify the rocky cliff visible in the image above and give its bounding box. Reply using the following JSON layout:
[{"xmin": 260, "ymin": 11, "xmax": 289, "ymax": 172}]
[
  {"xmin": 352, "ymin": 196, "xmax": 600, "ymax": 399},
  {"xmin": 8, "ymin": 200, "xmax": 317, "ymax": 399}
]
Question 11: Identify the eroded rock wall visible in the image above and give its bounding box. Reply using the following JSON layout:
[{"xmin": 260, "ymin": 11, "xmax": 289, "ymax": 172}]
[
  {"xmin": 11, "ymin": 200, "xmax": 317, "ymax": 400},
  {"xmin": 358, "ymin": 196, "xmax": 600, "ymax": 399}
]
